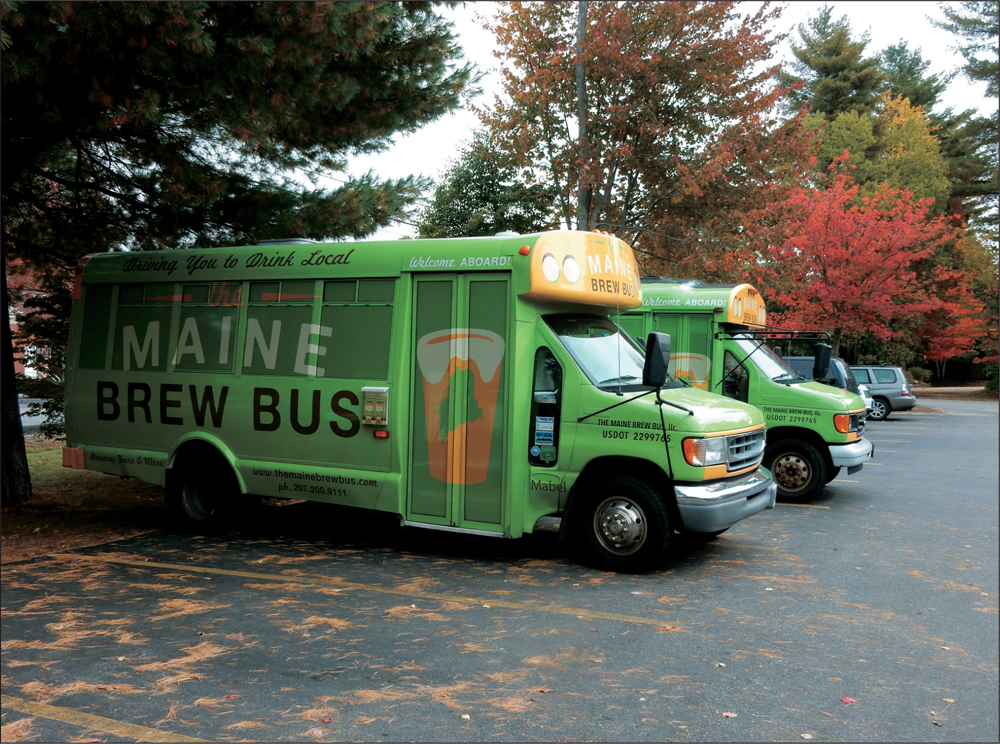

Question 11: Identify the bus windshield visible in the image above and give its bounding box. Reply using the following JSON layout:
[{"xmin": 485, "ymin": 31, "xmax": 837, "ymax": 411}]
[
  {"xmin": 546, "ymin": 314, "xmax": 647, "ymax": 391},
  {"xmin": 733, "ymin": 337, "xmax": 803, "ymax": 382}
]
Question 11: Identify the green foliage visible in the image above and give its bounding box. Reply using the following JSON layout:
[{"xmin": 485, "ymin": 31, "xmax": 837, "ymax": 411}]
[
  {"xmin": 1, "ymin": 1, "xmax": 477, "ymax": 257},
  {"xmin": 935, "ymin": 0, "xmax": 999, "ymax": 97},
  {"xmin": 814, "ymin": 110, "xmax": 875, "ymax": 171},
  {"xmin": 908, "ymin": 366, "xmax": 933, "ymax": 384},
  {"xmin": 418, "ymin": 132, "xmax": 558, "ymax": 238},
  {"xmin": 880, "ymin": 41, "xmax": 955, "ymax": 110},
  {"xmin": 934, "ymin": 1, "xmax": 999, "ymax": 231},
  {"xmin": 983, "ymin": 363, "xmax": 999, "ymax": 390},
  {"xmin": 838, "ymin": 334, "xmax": 924, "ymax": 369},
  {"xmin": 789, "ymin": 12, "xmax": 997, "ymax": 230},
  {"xmin": 814, "ymin": 96, "xmax": 951, "ymax": 212},
  {"xmin": 781, "ymin": 4, "xmax": 884, "ymax": 120},
  {"xmin": 13, "ymin": 285, "xmax": 71, "ymax": 438}
]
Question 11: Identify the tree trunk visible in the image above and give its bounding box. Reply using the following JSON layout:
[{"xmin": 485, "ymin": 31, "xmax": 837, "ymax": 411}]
[
  {"xmin": 574, "ymin": 0, "xmax": 590, "ymax": 231},
  {"xmin": 935, "ymin": 359, "xmax": 947, "ymax": 380},
  {"xmin": 830, "ymin": 329, "xmax": 841, "ymax": 358},
  {"xmin": 2, "ymin": 251, "xmax": 33, "ymax": 507}
]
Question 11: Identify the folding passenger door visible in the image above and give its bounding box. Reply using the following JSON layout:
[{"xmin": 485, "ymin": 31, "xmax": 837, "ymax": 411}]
[{"xmin": 407, "ymin": 274, "xmax": 509, "ymax": 534}]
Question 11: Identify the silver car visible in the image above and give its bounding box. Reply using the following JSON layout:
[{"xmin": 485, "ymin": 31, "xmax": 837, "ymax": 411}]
[{"xmin": 850, "ymin": 365, "xmax": 917, "ymax": 421}]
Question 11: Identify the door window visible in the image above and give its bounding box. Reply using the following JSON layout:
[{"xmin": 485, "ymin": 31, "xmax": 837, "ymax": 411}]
[
  {"xmin": 529, "ymin": 348, "xmax": 562, "ymax": 466},
  {"xmin": 722, "ymin": 350, "xmax": 750, "ymax": 403}
]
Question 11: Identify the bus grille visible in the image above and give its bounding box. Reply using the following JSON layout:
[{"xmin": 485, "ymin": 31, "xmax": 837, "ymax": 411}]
[
  {"xmin": 728, "ymin": 430, "xmax": 766, "ymax": 472},
  {"xmin": 853, "ymin": 411, "xmax": 866, "ymax": 435}
]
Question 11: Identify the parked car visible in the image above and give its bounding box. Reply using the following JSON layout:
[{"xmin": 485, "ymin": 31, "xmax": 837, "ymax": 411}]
[
  {"xmin": 850, "ymin": 365, "xmax": 917, "ymax": 420},
  {"xmin": 784, "ymin": 355, "xmax": 863, "ymax": 397},
  {"xmin": 858, "ymin": 383, "xmax": 874, "ymax": 413}
]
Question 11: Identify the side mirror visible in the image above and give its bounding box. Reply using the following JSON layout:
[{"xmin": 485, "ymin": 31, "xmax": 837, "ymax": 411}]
[
  {"xmin": 642, "ymin": 332, "xmax": 671, "ymax": 388},
  {"xmin": 774, "ymin": 346, "xmax": 783, "ymax": 358},
  {"xmin": 813, "ymin": 343, "xmax": 832, "ymax": 381}
]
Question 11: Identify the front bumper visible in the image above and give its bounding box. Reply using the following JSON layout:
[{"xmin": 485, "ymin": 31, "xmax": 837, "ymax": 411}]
[
  {"xmin": 674, "ymin": 466, "xmax": 776, "ymax": 534},
  {"xmin": 829, "ymin": 438, "xmax": 874, "ymax": 470}
]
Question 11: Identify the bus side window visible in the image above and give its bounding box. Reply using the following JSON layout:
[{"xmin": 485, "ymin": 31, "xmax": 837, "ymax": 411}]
[
  {"xmin": 173, "ymin": 283, "xmax": 238, "ymax": 372},
  {"xmin": 111, "ymin": 284, "xmax": 174, "ymax": 372},
  {"xmin": 529, "ymin": 348, "xmax": 562, "ymax": 466},
  {"xmin": 320, "ymin": 279, "xmax": 395, "ymax": 379},
  {"xmin": 723, "ymin": 350, "xmax": 749, "ymax": 403},
  {"xmin": 243, "ymin": 280, "xmax": 318, "ymax": 377},
  {"xmin": 78, "ymin": 284, "xmax": 113, "ymax": 369}
]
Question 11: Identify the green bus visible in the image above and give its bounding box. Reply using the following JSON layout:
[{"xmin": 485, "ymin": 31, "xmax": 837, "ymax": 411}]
[
  {"xmin": 618, "ymin": 278, "xmax": 872, "ymax": 501},
  {"xmin": 62, "ymin": 232, "xmax": 776, "ymax": 572}
]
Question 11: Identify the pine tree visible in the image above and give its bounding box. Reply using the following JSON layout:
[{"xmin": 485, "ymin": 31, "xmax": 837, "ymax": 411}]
[
  {"xmin": 880, "ymin": 41, "xmax": 955, "ymax": 110},
  {"xmin": 933, "ymin": 0, "xmax": 999, "ymax": 230},
  {"xmin": 417, "ymin": 132, "xmax": 558, "ymax": 239},
  {"xmin": 781, "ymin": 4, "xmax": 884, "ymax": 120}
]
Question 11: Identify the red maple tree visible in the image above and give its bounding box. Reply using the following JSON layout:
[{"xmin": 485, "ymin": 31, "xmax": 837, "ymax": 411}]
[
  {"xmin": 753, "ymin": 160, "xmax": 957, "ymax": 357},
  {"xmin": 918, "ymin": 260, "xmax": 988, "ymax": 377}
]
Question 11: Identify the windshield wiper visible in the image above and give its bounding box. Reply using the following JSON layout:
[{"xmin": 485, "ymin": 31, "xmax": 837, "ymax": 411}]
[
  {"xmin": 772, "ymin": 373, "xmax": 806, "ymax": 383},
  {"xmin": 598, "ymin": 375, "xmax": 639, "ymax": 385}
]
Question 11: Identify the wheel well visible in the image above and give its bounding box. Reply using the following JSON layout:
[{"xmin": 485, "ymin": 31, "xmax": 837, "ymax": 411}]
[
  {"xmin": 563, "ymin": 457, "xmax": 677, "ymax": 539},
  {"xmin": 872, "ymin": 395, "xmax": 890, "ymax": 407},
  {"xmin": 166, "ymin": 439, "xmax": 242, "ymax": 494},
  {"xmin": 765, "ymin": 426, "xmax": 833, "ymax": 471}
]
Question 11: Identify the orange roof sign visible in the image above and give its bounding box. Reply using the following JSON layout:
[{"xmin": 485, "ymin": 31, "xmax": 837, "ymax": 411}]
[{"xmin": 520, "ymin": 231, "xmax": 642, "ymax": 309}]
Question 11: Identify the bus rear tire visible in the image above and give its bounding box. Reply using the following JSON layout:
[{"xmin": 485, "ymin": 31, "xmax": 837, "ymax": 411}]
[
  {"xmin": 577, "ymin": 476, "xmax": 672, "ymax": 573},
  {"xmin": 767, "ymin": 440, "xmax": 827, "ymax": 501},
  {"xmin": 165, "ymin": 448, "xmax": 239, "ymax": 531}
]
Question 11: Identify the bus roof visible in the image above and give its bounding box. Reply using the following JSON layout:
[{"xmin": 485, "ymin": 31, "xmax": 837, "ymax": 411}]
[
  {"xmin": 639, "ymin": 277, "xmax": 766, "ymax": 329},
  {"xmin": 75, "ymin": 230, "xmax": 643, "ymax": 310}
]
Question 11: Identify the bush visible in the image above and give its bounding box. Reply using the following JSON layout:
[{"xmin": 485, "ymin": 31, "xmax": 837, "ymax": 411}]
[
  {"xmin": 907, "ymin": 367, "xmax": 932, "ymax": 385},
  {"xmin": 984, "ymin": 364, "xmax": 999, "ymax": 392}
]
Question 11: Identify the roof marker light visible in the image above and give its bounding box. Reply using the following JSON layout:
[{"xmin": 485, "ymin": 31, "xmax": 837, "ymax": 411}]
[
  {"xmin": 519, "ymin": 245, "xmax": 531, "ymax": 255},
  {"xmin": 563, "ymin": 255, "xmax": 581, "ymax": 284},
  {"xmin": 541, "ymin": 253, "xmax": 560, "ymax": 282}
]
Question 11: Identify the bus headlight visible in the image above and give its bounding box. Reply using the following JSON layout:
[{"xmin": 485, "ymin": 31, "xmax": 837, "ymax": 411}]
[{"xmin": 682, "ymin": 437, "xmax": 728, "ymax": 467}]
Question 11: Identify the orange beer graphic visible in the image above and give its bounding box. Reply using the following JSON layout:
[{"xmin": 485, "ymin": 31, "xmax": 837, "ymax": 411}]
[
  {"xmin": 671, "ymin": 353, "xmax": 712, "ymax": 390},
  {"xmin": 416, "ymin": 328, "xmax": 505, "ymax": 484}
]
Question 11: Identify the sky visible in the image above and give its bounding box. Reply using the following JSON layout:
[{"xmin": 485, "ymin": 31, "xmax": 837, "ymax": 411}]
[{"xmin": 340, "ymin": 1, "xmax": 995, "ymax": 241}]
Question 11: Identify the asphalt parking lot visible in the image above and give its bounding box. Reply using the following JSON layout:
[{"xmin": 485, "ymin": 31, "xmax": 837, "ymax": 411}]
[{"xmin": 2, "ymin": 398, "xmax": 997, "ymax": 742}]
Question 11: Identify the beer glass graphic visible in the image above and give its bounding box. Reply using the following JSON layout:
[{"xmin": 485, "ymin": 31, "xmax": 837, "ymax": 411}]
[
  {"xmin": 416, "ymin": 328, "xmax": 504, "ymax": 484},
  {"xmin": 671, "ymin": 353, "xmax": 711, "ymax": 390}
]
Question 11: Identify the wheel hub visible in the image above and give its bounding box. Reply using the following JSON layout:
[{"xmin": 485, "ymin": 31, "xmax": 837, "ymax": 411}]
[
  {"xmin": 181, "ymin": 481, "xmax": 216, "ymax": 521},
  {"xmin": 775, "ymin": 455, "xmax": 809, "ymax": 490},
  {"xmin": 595, "ymin": 498, "xmax": 646, "ymax": 555}
]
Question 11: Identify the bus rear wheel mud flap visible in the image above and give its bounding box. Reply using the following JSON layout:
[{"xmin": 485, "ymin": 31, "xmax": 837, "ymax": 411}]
[
  {"xmin": 576, "ymin": 475, "xmax": 672, "ymax": 573},
  {"xmin": 766, "ymin": 440, "xmax": 827, "ymax": 501}
]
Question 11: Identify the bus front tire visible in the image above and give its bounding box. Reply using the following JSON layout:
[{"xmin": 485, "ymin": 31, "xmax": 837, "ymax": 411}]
[
  {"xmin": 578, "ymin": 476, "xmax": 672, "ymax": 573},
  {"xmin": 767, "ymin": 440, "xmax": 827, "ymax": 501}
]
